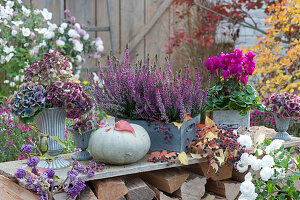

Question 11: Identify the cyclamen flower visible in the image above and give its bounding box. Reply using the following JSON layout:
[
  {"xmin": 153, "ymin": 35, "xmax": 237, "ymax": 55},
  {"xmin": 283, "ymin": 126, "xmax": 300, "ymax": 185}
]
[
  {"xmin": 21, "ymin": 144, "xmax": 33, "ymax": 154},
  {"xmin": 260, "ymin": 167, "xmax": 274, "ymax": 181},
  {"xmin": 15, "ymin": 169, "xmax": 27, "ymax": 179}
]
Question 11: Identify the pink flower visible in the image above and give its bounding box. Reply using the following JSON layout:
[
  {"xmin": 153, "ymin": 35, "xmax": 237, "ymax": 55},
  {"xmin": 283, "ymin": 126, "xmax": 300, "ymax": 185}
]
[
  {"xmin": 246, "ymin": 66, "xmax": 255, "ymax": 75},
  {"xmin": 7, "ymin": 141, "xmax": 14, "ymax": 145},
  {"xmin": 222, "ymin": 70, "xmax": 230, "ymax": 79},
  {"xmin": 64, "ymin": 9, "xmax": 71, "ymax": 15},
  {"xmin": 18, "ymin": 155, "xmax": 25, "ymax": 160},
  {"xmin": 70, "ymin": 16, "xmax": 76, "ymax": 23},
  {"xmin": 264, "ymin": 119, "xmax": 268, "ymax": 123},
  {"xmin": 65, "ymin": 135, "xmax": 68, "ymax": 139},
  {"xmin": 240, "ymin": 76, "xmax": 248, "ymax": 85}
]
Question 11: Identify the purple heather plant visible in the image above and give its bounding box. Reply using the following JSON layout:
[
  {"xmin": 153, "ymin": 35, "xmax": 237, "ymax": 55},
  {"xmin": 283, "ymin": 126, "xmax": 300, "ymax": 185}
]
[
  {"xmin": 265, "ymin": 93, "xmax": 300, "ymax": 119},
  {"xmin": 45, "ymin": 81, "xmax": 93, "ymax": 119},
  {"xmin": 15, "ymin": 146, "xmax": 97, "ymax": 200},
  {"xmin": 89, "ymin": 49, "xmax": 209, "ymax": 122},
  {"xmin": 9, "ymin": 82, "xmax": 46, "ymax": 120},
  {"xmin": 25, "ymin": 51, "xmax": 74, "ymax": 86}
]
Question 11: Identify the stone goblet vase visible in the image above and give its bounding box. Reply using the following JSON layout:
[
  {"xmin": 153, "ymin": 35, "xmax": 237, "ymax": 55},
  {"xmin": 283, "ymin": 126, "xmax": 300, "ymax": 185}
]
[
  {"xmin": 34, "ymin": 108, "xmax": 71, "ymax": 170},
  {"xmin": 68, "ymin": 126, "xmax": 94, "ymax": 161},
  {"xmin": 273, "ymin": 115, "xmax": 291, "ymax": 141}
]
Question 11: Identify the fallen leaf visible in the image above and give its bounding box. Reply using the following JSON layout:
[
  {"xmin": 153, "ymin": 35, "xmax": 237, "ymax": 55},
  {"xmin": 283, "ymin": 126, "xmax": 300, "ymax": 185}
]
[
  {"xmin": 173, "ymin": 113, "xmax": 193, "ymax": 130},
  {"xmin": 148, "ymin": 152, "xmax": 161, "ymax": 162},
  {"xmin": 210, "ymin": 160, "xmax": 218, "ymax": 172},
  {"xmin": 190, "ymin": 153, "xmax": 203, "ymax": 159},
  {"xmin": 214, "ymin": 149, "xmax": 225, "ymax": 165},
  {"xmin": 165, "ymin": 152, "xmax": 177, "ymax": 159},
  {"xmin": 172, "ymin": 121, "xmax": 183, "ymax": 130},
  {"xmin": 178, "ymin": 152, "xmax": 188, "ymax": 165},
  {"xmin": 114, "ymin": 120, "xmax": 136, "ymax": 136}
]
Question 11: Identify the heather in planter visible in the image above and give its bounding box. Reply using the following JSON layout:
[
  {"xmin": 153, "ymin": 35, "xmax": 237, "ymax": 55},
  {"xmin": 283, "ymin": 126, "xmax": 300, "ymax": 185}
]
[
  {"xmin": 89, "ymin": 49, "xmax": 209, "ymax": 152},
  {"xmin": 204, "ymin": 49, "xmax": 264, "ymax": 130},
  {"xmin": 265, "ymin": 93, "xmax": 299, "ymax": 141}
]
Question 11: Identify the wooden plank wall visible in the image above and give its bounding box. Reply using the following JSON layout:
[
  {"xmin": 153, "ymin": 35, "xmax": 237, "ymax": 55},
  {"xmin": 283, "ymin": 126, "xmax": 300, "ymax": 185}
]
[{"xmin": 24, "ymin": 0, "xmax": 185, "ymax": 71}]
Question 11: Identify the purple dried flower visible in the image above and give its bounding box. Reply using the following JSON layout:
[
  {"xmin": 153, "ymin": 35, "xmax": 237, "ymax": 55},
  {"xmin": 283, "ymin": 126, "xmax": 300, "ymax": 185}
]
[
  {"xmin": 67, "ymin": 178, "xmax": 86, "ymax": 199},
  {"xmin": 21, "ymin": 144, "xmax": 33, "ymax": 154},
  {"xmin": 27, "ymin": 156, "xmax": 39, "ymax": 167},
  {"xmin": 31, "ymin": 168, "xmax": 39, "ymax": 175},
  {"xmin": 15, "ymin": 168, "xmax": 27, "ymax": 179},
  {"xmin": 44, "ymin": 169, "xmax": 55, "ymax": 179},
  {"xmin": 87, "ymin": 171, "xmax": 95, "ymax": 178}
]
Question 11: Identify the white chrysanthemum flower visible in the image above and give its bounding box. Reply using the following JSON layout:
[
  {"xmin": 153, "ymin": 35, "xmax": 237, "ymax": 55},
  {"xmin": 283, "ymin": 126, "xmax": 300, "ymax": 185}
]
[
  {"xmin": 44, "ymin": 31, "xmax": 55, "ymax": 39},
  {"xmin": 58, "ymin": 27, "xmax": 64, "ymax": 34},
  {"xmin": 41, "ymin": 8, "xmax": 52, "ymax": 20},
  {"xmin": 244, "ymin": 172, "xmax": 252, "ymax": 182},
  {"xmin": 73, "ymin": 40, "xmax": 83, "ymax": 52},
  {"xmin": 238, "ymin": 193, "xmax": 258, "ymax": 200},
  {"xmin": 240, "ymin": 181, "xmax": 255, "ymax": 196},
  {"xmin": 20, "ymin": 75, "xmax": 25, "ymax": 82},
  {"xmin": 11, "ymin": 29, "xmax": 17, "ymax": 36},
  {"xmin": 3, "ymin": 80, "xmax": 9, "ymax": 84},
  {"xmin": 21, "ymin": 27, "xmax": 30, "ymax": 37},
  {"xmin": 13, "ymin": 75, "xmax": 20, "ymax": 82},
  {"xmin": 237, "ymin": 135, "xmax": 252, "ymax": 148},
  {"xmin": 236, "ymin": 161, "xmax": 249, "ymax": 173},
  {"xmin": 260, "ymin": 167, "xmax": 274, "ymax": 181},
  {"xmin": 96, "ymin": 44, "xmax": 104, "ymax": 52},
  {"xmin": 0, "ymin": 39, "xmax": 7, "ymax": 46},
  {"xmin": 261, "ymin": 155, "xmax": 275, "ymax": 168},
  {"xmin": 60, "ymin": 23, "xmax": 68, "ymax": 29},
  {"xmin": 76, "ymin": 55, "xmax": 82, "ymax": 63},
  {"xmin": 38, "ymin": 40, "xmax": 46, "ymax": 47},
  {"xmin": 5, "ymin": 52, "xmax": 14, "ymax": 62},
  {"xmin": 17, "ymin": 0, "xmax": 23, "ymax": 4},
  {"xmin": 74, "ymin": 23, "xmax": 81, "ymax": 30},
  {"xmin": 34, "ymin": 9, "xmax": 40, "ymax": 15},
  {"xmin": 240, "ymin": 153, "xmax": 250, "ymax": 165},
  {"xmin": 56, "ymin": 39, "xmax": 65, "ymax": 46},
  {"xmin": 6, "ymin": 1, "xmax": 15, "ymax": 8},
  {"xmin": 47, "ymin": 21, "xmax": 57, "ymax": 31},
  {"xmin": 266, "ymin": 139, "xmax": 284, "ymax": 154},
  {"xmin": 21, "ymin": 6, "xmax": 30, "ymax": 17},
  {"xmin": 68, "ymin": 29, "xmax": 80, "ymax": 38},
  {"xmin": 3, "ymin": 45, "xmax": 15, "ymax": 53},
  {"xmin": 250, "ymin": 158, "xmax": 261, "ymax": 171}
]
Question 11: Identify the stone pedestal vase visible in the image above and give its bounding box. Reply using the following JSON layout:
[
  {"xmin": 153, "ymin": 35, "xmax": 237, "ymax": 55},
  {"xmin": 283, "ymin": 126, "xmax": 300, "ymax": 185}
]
[
  {"xmin": 213, "ymin": 110, "xmax": 250, "ymax": 131},
  {"xmin": 273, "ymin": 115, "xmax": 291, "ymax": 141},
  {"xmin": 68, "ymin": 126, "xmax": 94, "ymax": 161},
  {"xmin": 34, "ymin": 108, "xmax": 70, "ymax": 170}
]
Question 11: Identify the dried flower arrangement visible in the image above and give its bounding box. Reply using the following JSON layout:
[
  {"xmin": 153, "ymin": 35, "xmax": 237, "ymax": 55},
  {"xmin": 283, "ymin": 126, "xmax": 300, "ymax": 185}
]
[
  {"xmin": 90, "ymin": 49, "xmax": 209, "ymax": 123},
  {"xmin": 9, "ymin": 51, "xmax": 93, "ymax": 122},
  {"xmin": 204, "ymin": 49, "xmax": 264, "ymax": 115},
  {"xmin": 265, "ymin": 93, "xmax": 299, "ymax": 119}
]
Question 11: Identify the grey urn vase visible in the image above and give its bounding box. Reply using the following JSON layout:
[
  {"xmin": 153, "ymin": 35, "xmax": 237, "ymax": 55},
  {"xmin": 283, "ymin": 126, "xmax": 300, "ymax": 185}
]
[
  {"xmin": 213, "ymin": 110, "xmax": 250, "ymax": 131},
  {"xmin": 68, "ymin": 126, "xmax": 94, "ymax": 161},
  {"xmin": 34, "ymin": 108, "xmax": 71, "ymax": 170},
  {"xmin": 116, "ymin": 116, "xmax": 199, "ymax": 153},
  {"xmin": 273, "ymin": 115, "xmax": 291, "ymax": 141}
]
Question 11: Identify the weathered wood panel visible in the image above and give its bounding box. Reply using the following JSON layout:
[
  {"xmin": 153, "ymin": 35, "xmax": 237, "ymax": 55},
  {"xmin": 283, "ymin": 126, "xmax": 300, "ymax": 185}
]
[{"xmin": 31, "ymin": 0, "xmax": 61, "ymax": 24}]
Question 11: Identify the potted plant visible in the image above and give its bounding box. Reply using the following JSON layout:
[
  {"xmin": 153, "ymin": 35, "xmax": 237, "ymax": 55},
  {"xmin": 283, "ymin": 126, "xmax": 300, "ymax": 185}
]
[
  {"xmin": 9, "ymin": 51, "xmax": 93, "ymax": 169},
  {"xmin": 189, "ymin": 117, "xmax": 250, "ymax": 180},
  {"xmin": 89, "ymin": 49, "xmax": 209, "ymax": 152},
  {"xmin": 68, "ymin": 114, "xmax": 96, "ymax": 161},
  {"xmin": 204, "ymin": 49, "xmax": 264, "ymax": 131},
  {"xmin": 265, "ymin": 93, "xmax": 299, "ymax": 141}
]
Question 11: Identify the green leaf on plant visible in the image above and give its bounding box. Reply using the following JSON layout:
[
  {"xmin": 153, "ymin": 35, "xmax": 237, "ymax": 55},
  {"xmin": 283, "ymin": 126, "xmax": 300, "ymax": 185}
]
[
  {"xmin": 50, "ymin": 136, "xmax": 67, "ymax": 148},
  {"xmin": 290, "ymin": 147, "xmax": 295, "ymax": 153}
]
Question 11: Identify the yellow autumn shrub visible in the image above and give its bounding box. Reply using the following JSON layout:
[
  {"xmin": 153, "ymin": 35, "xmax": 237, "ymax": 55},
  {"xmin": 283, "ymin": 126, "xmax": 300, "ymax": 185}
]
[{"xmin": 248, "ymin": 0, "xmax": 300, "ymax": 98}]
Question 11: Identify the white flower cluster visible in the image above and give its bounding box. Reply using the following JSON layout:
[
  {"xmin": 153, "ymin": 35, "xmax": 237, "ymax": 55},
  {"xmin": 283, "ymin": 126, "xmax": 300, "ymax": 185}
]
[
  {"xmin": 0, "ymin": 0, "xmax": 105, "ymax": 88},
  {"xmin": 237, "ymin": 139, "xmax": 286, "ymax": 200},
  {"xmin": 237, "ymin": 134, "xmax": 252, "ymax": 149}
]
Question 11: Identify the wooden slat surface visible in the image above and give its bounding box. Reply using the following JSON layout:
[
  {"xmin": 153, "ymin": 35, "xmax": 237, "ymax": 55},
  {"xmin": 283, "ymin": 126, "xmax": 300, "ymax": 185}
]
[{"xmin": 31, "ymin": 0, "xmax": 61, "ymax": 24}]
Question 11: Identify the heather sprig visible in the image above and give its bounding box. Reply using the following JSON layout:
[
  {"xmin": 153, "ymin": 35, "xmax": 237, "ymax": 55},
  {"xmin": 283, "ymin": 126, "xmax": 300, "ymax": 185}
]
[
  {"xmin": 90, "ymin": 49, "xmax": 209, "ymax": 122},
  {"xmin": 265, "ymin": 93, "xmax": 300, "ymax": 119},
  {"xmin": 25, "ymin": 51, "xmax": 74, "ymax": 86},
  {"xmin": 14, "ymin": 148, "xmax": 97, "ymax": 200}
]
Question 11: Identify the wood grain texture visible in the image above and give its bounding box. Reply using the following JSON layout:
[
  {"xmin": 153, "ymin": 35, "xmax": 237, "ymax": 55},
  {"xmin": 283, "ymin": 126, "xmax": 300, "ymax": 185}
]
[
  {"xmin": 123, "ymin": 176, "xmax": 155, "ymax": 200},
  {"xmin": 31, "ymin": 0, "xmax": 61, "ymax": 24}
]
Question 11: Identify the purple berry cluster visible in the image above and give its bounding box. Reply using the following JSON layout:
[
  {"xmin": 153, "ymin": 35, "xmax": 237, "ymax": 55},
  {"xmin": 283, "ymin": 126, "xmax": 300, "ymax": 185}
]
[{"xmin": 90, "ymin": 49, "xmax": 209, "ymax": 123}]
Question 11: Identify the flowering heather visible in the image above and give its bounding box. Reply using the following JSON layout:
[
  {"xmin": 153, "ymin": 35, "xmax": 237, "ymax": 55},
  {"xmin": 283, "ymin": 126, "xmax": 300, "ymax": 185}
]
[
  {"xmin": 45, "ymin": 81, "xmax": 93, "ymax": 119},
  {"xmin": 265, "ymin": 93, "xmax": 300, "ymax": 119},
  {"xmin": 90, "ymin": 49, "xmax": 209, "ymax": 122},
  {"xmin": 9, "ymin": 82, "xmax": 46, "ymax": 119},
  {"xmin": 25, "ymin": 51, "xmax": 74, "ymax": 86}
]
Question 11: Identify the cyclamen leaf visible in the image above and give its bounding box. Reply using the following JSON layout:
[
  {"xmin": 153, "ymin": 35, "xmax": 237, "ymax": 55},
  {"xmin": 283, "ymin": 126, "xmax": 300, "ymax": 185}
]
[{"xmin": 178, "ymin": 152, "xmax": 188, "ymax": 165}]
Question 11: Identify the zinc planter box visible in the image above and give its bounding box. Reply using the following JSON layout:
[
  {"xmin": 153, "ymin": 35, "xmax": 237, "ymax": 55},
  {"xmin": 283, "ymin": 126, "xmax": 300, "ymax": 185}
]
[
  {"xmin": 213, "ymin": 110, "xmax": 250, "ymax": 131},
  {"xmin": 116, "ymin": 117, "xmax": 199, "ymax": 153}
]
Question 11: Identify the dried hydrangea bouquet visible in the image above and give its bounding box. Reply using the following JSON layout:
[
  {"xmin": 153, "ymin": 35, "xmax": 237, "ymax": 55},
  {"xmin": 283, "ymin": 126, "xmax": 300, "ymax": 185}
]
[{"xmin": 9, "ymin": 51, "xmax": 93, "ymax": 169}]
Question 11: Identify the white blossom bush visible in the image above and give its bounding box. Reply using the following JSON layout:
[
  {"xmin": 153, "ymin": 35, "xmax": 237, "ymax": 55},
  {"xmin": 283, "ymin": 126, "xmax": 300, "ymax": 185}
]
[
  {"xmin": 236, "ymin": 139, "xmax": 300, "ymax": 200},
  {"xmin": 0, "ymin": 0, "xmax": 104, "ymax": 95}
]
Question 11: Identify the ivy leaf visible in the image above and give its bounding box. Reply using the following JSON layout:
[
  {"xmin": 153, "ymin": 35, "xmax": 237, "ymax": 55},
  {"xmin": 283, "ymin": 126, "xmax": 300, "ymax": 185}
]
[
  {"xmin": 51, "ymin": 136, "xmax": 67, "ymax": 148},
  {"xmin": 178, "ymin": 152, "xmax": 188, "ymax": 165}
]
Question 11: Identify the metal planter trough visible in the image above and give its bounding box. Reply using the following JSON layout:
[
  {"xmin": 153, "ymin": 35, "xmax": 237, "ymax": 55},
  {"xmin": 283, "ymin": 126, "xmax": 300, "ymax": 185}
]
[
  {"xmin": 116, "ymin": 116, "xmax": 199, "ymax": 153},
  {"xmin": 213, "ymin": 110, "xmax": 250, "ymax": 131}
]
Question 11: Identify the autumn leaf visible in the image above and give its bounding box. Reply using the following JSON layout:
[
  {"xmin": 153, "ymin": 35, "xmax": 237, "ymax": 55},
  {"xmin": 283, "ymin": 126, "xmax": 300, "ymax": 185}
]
[
  {"xmin": 173, "ymin": 113, "xmax": 193, "ymax": 130},
  {"xmin": 210, "ymin": 160, "xmax": 218, "ymax": 172},
  {"xmin": 114, "ymin": 120, "xmax": 136, "ymax": 136},
  {"xmin": 214, "ymin": 149, "xmax": 225, "ymax": 165},
  {"xmin": 178, "ymin": 152, "xmax": 188, "ymax": 165},
  {"xmin": 191, "ymin": 153, "xmax": 203, "ymax": 159}
]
